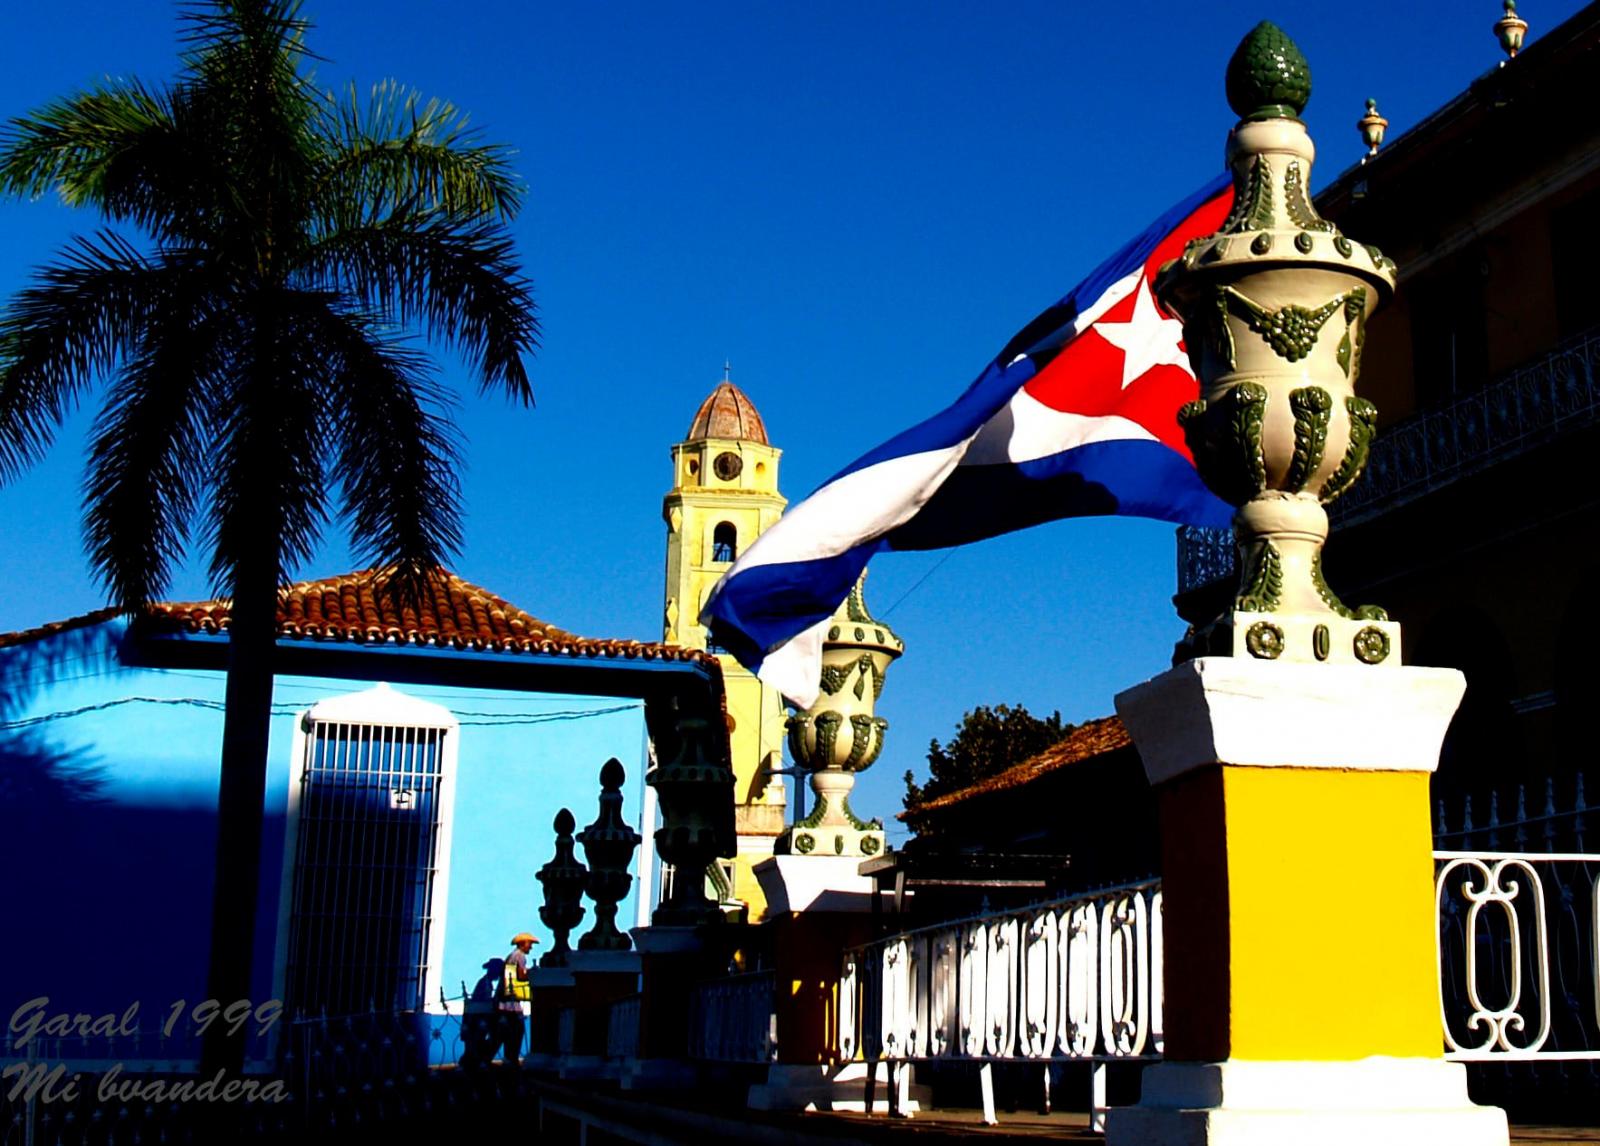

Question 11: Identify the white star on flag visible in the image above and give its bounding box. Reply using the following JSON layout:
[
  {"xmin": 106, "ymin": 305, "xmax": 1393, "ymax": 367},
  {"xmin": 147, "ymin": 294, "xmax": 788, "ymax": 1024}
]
[{"xmin": 1093, "ymin": 276, "xmax": 1191, "ymax": 388}]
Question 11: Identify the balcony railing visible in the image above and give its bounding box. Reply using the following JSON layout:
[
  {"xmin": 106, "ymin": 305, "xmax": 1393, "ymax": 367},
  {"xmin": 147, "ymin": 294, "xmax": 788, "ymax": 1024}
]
[
  {"xmin": 688, "ymin": 970, "xmax": 777, "ymax": 1063},
  {"xmin": 1177, "ymin": 324, "xmax": 1600, "ymax": 594}
]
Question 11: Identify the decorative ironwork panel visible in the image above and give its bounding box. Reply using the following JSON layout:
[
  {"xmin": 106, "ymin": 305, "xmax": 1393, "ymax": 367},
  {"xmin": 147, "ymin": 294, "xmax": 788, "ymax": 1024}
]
[
  {"xmin": 1436, "ymin": 851, "xmax": 1600, "ymax": 1063},
  {"xmin": 1178, "ymin": 327, "xmax": 1600, "ymax": 593},
  {"xmin": 837, "ymin": 879, "xmax": 1163, "ymax": 1068}
]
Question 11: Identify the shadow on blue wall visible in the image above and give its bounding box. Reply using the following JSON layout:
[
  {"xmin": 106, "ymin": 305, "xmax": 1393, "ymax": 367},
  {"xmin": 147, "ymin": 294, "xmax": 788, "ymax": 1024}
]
[{"xmin": 0, "ymin": 724, "xmax": 287, "ymax": 1032}]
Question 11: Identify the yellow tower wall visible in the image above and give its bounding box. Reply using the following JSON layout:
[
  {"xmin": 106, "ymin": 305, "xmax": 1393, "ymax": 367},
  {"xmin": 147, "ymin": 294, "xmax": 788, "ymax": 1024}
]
[{"xmin": 662, "ymin": 432, "xmax": 789, "ymax": 919}]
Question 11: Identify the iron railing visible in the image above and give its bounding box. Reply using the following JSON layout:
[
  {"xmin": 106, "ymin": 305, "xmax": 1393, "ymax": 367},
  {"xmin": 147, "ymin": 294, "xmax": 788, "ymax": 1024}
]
[
  {"xmin": 1436, "ymin": 852, "xmax": 1600, "ymax": 1063},
  {"xmin": 839, "ymin": 880, "xmax": 1162, "ymax": 1127},
  {"xmin": 1340, "ymin": 324, "xmax": 1600, "ymax": 524},
  {"xmin": 688, "ymin": 970, "xmax": 776, "ymax": 1063},
  {"xmin": 1176, "ymin": 324, "xmax": 1600, "ymax": 595},
  {"xmin": 607, "ymin": 994, "xmax": 642, "ymax": 1060},
  {"xmin": 835, "ymin": 836, "xmax": 1600, "ymax": 1125}
]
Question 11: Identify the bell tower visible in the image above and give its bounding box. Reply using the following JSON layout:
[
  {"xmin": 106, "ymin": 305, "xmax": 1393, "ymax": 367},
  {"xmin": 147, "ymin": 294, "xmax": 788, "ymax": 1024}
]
[{"xmin": 662, "ymin": 367, "xmax": 789, "ymax": 917}]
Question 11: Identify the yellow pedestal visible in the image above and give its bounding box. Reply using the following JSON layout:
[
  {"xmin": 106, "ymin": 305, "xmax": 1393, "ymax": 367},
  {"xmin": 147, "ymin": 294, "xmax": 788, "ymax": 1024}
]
[
  {"xmin": 1108, "ymin": 657, "xmax": 1507, "ymax": 1146},
  {"xmin": 1161, "ymin": 765, "xmax": 1440, "ymax": 1061}
]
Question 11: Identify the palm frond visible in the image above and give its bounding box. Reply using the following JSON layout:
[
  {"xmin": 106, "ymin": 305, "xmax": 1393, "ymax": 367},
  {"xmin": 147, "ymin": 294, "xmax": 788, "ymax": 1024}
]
[
  {"xmin": 201, "ymin": 290, "xmax": 334, "ymax": 594},
  {"xmin": 0, "ymin": 236, "xmax": 186, "ymax": 480},
  {"xmin": 311, "ymin": 296, "xmax": 464, "ymax": 612},
  {"xmin": 300, "ymin": 214, "xmax": 538, "ymax": 402},
  {"xmin": 0, "ymin": 81, "xmax": 198, "ymax": 231},
  {"xmin": 84, "ymin": 293, "xmax": 231, "ymax": 609},
  {"xmin": 179, "ymin": 0, "xmax": 323, "ymax": 266},
  {"xmin": 178, "ymin": 0, "xmax": 314, "ymax": 70},
  {"xmin": 315, "ymin": 79, "xmax": 523, "ymax": 223}
]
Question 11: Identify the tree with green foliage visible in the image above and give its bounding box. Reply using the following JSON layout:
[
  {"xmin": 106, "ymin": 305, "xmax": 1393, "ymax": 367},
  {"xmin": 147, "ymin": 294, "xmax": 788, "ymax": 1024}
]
[
  {"xmin": 903, "ymin": 703, "xmax": 1073, "ymax": 811},
  {"xmin": 0, "ymin": 0, "xmax": 537, "ymax": 1068}
]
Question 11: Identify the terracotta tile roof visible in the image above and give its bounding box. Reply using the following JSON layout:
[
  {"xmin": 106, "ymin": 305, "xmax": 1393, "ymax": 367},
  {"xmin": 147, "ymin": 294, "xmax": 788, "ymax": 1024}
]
[
  {"xmin": 686, "ymin": 381, "xmax": 769, "ymax": 445},
  {"xmin": 0, "ymin": 569, "xmax": 717, "ymax": 668},
  {"xmin": 0, "ymin": 607, "xmax": 122, "ymax": 650},
  {"xmin": 901, "ymin": 715, "xmax": 1133, "ymax": 820}
]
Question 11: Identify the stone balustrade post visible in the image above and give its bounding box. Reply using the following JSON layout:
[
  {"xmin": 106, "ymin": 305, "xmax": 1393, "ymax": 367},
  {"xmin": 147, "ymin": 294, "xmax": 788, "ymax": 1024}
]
[{"xmin": 1105, "ymin": 23, "xmax": 1506, "ymax": 1146}]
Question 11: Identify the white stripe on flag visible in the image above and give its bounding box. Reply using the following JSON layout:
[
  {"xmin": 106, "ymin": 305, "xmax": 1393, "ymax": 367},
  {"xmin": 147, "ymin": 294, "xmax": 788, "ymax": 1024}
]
[
  {"xmin": 752, "ymin": 615, "xmax": 833, "ymax": 710},
  {"xmin": 963, "ymin": 394, "xmax": 1159, "ymax": 467}
]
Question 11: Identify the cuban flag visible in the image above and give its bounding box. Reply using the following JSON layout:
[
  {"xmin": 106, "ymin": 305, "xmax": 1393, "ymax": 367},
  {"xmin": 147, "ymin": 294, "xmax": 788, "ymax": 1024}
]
[{"xmin": 704, "ymin": 175, "xmax": 1236, "ymax": 708}]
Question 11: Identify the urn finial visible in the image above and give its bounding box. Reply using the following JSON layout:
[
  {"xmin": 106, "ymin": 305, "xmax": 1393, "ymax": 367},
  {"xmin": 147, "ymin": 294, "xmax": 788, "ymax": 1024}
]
[
  {"xmin": 1154, "ymin": 24, "xmax": 1402, "ymax": 668},
  {"xmin": 779, "ymin": 571, "xmax": 903, "ymax": 859},
  {"xmin": 576, "ymin": 757, "xmax": 642, "ymax": 951},
  {"xmin": 648, "ymin": 709, "xmax": 735, "ymax": 925},
  {"xmin": 1358, "ymin": 97, "xmax": 1389, "ymax": 159},
  {"xmin": 535, "ymin": 807, "xmax": 586, "ymax": 967},
  {"xmin": 1225, "ymin": 21, "xmax": 1312, "ymax": 122},
  {"xmin": 1494, "ymin": 0, "xmax": 1529, "ymax": 59}
]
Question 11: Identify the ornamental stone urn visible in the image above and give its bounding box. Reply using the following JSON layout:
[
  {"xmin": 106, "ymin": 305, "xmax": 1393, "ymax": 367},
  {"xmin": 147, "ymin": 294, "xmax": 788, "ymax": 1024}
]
[
  {"xmin": 535, "ymin": 808, "xmax": 586, "ymax": 968},
  {"xmin": 1156, "ymin": 20, "xmax": 1402, "ymax": 668},
  {"xmin": 576, "ymin": 758, "xmax": 643, "ymax": 951},
  {"xmin": 778, "ymin": 574, "xmax": 903, "ymax": 859},
  {"xmin": 1357, "ymin": 98, "xmax": 1388, "ymax": 158},
  {"xmin": 648, "ymin": 709, "xmax": 736, "ymax": 925},
  {"xmin": 1495, "ymin": 0, "xmax": 1528, "ymax": 58}
]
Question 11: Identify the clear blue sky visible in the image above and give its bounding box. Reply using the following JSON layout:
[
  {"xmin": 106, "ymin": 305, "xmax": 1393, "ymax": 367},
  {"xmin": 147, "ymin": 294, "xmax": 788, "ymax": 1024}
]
[{"xmin": 0, "ymin": 1, "xmax": 1583, "ymax": 838}]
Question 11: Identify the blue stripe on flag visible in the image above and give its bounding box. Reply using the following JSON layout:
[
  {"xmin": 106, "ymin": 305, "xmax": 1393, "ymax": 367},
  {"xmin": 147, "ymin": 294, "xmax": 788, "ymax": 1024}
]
[
  {"xmin": 707, "ymin": 545, "xmax": 883, "ymax": 666},
  {"xmin": 823, "ymin": 171, "xmax": 1231, "ymax": 487},
  {"xmin": 883, "ymin": 439, "xmax": 1232, "ymax": 551},
  {"xmin": 702, "ymin": 172, "xmax": 1236, "ymax": 703}
]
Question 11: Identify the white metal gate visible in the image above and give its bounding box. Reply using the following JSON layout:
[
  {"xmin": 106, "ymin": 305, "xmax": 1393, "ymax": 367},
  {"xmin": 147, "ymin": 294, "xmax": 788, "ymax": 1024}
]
[{"xmin": 278, "ymin": 684, "xmax": 458, "ymax": 1017}]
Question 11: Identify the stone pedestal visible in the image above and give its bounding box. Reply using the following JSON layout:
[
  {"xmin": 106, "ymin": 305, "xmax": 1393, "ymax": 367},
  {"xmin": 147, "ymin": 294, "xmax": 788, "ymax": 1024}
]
[
  {"xmin": 621, "ymin": 924, "xmax": 724, "ymax": 1090},
  {"xmin": 1113, "ymin": 1059, "xmax": 1502, "ymax": 1146},
  {"xmin": 747, "ymin": 856, "xmax": 922, "ymax": 1111},
  {"xmin": 754, "ymin": 854, "xmax": 876, "ymax": 914},
  {"xmin": 559, "ymin": 950, "xmax": 641, "ymax": 1081},
  {"xmin": 525, "ymin": 966, "xmax": 575, "ymax": 1073},
  {"xmin": 1105, "ymin": 657, "xmax": 1506, "ymax": 1146}
]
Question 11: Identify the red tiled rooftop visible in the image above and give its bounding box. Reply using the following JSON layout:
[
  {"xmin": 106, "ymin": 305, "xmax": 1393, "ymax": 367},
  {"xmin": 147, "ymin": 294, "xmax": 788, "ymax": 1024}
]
[
  {"xmin": 901, "ymin": 715, "xmax": 1133, "ymax": 820},
  {"xmin": 1, "ymin": 568, "xmax": 716, "ymax": 668}
]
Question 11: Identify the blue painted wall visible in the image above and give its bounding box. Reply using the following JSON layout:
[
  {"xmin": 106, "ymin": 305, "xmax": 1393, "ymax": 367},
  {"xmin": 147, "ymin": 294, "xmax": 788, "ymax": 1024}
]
[{"xmin": 0, "ymin": 620, "xmax": 648, "ymax": 1065}]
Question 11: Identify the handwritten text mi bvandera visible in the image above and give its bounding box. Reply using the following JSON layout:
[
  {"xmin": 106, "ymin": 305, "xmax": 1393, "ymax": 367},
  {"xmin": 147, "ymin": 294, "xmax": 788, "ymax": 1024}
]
[{"xmin": 4, "ymin": 997, "xmax": 289, "ymax": 1105}]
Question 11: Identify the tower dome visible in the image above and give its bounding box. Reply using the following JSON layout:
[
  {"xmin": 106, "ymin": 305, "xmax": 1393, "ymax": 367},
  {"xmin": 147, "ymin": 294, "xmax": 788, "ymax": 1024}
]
[{"xmin": 686, "ymin": 377, "xmax": 769, "ymax": 445}]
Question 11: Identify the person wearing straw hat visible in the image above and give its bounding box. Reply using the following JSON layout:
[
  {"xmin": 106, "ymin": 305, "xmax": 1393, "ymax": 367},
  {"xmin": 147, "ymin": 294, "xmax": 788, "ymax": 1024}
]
[{"xmin": 496, "ymin": 932, "xmax": 538, "ymax": 1067}]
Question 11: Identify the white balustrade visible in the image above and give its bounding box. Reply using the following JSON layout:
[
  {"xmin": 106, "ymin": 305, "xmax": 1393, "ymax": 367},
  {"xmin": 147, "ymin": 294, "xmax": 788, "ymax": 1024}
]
[
  {"xmin": 840, "ymin": 880, "xmax": 1164, "ymax": 1069},
  {"xmin": 828, "ymin": 848, "xmax": 1600, "ymax": 1125},
  {"xmin": 832, "ymin": 851, "xmax": 1593, "ymax": 1126},
  {"xmin": 606, "ymin": 994, "xmax": 641, "ymax": 1060},
  {"xmin": 1435, "ymin": 850, "xmax": 1600, "ymax": 1062},
  {"xmin": 688, "ymin": 969, "xmax": 777, "ymax": 1062}
]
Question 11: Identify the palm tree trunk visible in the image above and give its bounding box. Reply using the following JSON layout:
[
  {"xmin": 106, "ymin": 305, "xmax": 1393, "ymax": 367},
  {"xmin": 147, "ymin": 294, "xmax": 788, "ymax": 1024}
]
[{"xmin": 200, "ymin": 557, "xmax": 280, "ymax": 1075}]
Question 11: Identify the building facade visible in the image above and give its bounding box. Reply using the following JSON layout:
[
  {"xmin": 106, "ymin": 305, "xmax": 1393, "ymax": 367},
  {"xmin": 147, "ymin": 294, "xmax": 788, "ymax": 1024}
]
[
  {"xmin": 0, "ymin": 567, "xmax": 723, "ymax": 1065},
  {"xmin": 661, "ymin": 375, "xmax": 790, "ymax": 917}
]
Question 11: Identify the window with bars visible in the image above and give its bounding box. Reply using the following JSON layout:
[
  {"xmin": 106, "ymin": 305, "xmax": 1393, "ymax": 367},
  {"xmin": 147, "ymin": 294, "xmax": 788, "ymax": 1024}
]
[{"xmin": 277, "ymin": 685, "xmax": 458, "ymax": 1019}]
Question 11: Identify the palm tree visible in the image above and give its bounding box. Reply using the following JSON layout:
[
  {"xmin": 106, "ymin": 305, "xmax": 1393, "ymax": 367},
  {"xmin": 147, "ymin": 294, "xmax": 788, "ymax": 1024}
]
[{"xmin": 0, "ymin": 0, "xmax": 538, "ymax": 1069}]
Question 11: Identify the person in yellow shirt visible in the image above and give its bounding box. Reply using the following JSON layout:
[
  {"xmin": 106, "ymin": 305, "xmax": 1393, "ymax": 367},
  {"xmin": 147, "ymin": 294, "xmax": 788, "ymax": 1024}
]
[{"xmin": 496, "ymin": 932, "xmax": 537, "ymax": 1067}]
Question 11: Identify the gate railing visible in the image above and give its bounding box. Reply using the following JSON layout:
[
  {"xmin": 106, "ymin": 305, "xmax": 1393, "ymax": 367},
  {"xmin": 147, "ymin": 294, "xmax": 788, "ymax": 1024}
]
[{"xmin": 607, "ymin": 994, "xmax": 642, "ymax": 1060}]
